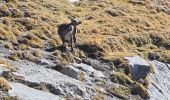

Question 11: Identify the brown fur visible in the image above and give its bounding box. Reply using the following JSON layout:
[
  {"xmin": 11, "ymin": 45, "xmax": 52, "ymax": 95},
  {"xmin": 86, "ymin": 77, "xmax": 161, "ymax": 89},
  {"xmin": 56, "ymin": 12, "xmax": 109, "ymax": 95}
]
[{"xmin": 58, "ymin": 19, "xmax": 82, "ymax": 51}]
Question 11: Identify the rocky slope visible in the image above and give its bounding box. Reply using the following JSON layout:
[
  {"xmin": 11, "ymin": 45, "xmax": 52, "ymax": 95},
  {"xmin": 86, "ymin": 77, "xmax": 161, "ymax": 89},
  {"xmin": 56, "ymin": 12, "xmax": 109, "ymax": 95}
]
[{"xmin": 0, "ymin": 0, "xmax": 170, "ymax": 100}]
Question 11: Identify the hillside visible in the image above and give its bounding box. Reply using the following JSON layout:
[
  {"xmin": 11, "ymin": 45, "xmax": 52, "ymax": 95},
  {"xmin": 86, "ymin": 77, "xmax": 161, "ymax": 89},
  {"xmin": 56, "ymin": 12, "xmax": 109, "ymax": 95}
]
[{"xmin": 0, "ymin": 0, "xmax": 170, "ymax": 99}]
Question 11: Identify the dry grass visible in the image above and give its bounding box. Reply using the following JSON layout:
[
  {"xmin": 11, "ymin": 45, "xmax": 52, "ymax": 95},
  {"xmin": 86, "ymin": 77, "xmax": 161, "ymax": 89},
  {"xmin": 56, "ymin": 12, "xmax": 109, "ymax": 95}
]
[
  {"xmin": 159, "ymin": 50, "xmax": 170, "ymax": 63},
  {"xmin": 2, "ymin": 96, "xmax": 19, "ymax": 100},
  {"xmin": 25, "ymin": 34, "xmax": 43, "ymax": 48},
  {"xmin": 9, "ymin": 51, "xmax": 21, "ymax": 61},
  {"xmin": 9, "ymin": 50, "xmax": 43, "ymax": 62},
  {"xmin": 110, "ymin": 72, "xmax": 134, "ymax": 85},
  {"xmin": 4, "ymin": 0, "xmax": 19, "ymax": 4},
  {"xmin": 0, "ymin": 77, "xmax": 10, "ymax": 92},
  {"xmin": 91, "ymin": 91, "xmax": 104, "ymax": 100},
  {"xmin": 0, "ymin": 0, "xmax": 168, "ymax": 99},
  {"xmin": 108, "ymin": 84, "xmax": 131, "ymax": 100},
  {"xmin": 130, "ymin": 83, "xmax": 150, "ymax": 99},
  {"xmin": 18, "ymin": 34, "xmax": 43, "ymax": 48},
  {"xmin": 4, "ymin": 42, "xmax": 13, "ymax": 50},
  {"xmin": 19, "ymin": 44, "xmax": 29, "ymax": 50},
  {"xmin": 103, "ymin": 52, "xmax": 136, "ymax": 60},
  {"xmin": 0, "ymin": 25, "xmax": 17, "ymax": 42},
  {"xmin": 32, "ymin": 49, "xmax": 43, "ymax": 59},
  {"xmin": 0, "ymin": 59, "xmax": 16, "ymax": 71},
  {"xmin": 78, "ymin": 71, "xmax": 85, "ymax": 81},
  {"xmin": 0, "ymin": 0, "xmax": 169, "ymax": 62}
]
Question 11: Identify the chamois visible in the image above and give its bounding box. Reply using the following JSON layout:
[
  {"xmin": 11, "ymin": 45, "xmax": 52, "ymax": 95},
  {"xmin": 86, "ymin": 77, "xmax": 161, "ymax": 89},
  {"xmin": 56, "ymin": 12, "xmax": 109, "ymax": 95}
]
[{"xmin": 58, "ymin": 18, "xmax": 82, "ymax": 51}]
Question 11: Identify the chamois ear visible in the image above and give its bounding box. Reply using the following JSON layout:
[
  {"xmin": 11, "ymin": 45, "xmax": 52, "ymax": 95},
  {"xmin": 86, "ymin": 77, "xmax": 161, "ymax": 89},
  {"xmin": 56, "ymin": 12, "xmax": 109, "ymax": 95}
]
[
  {"xmin": 70, "ymin": 17, "xmax": 75, "ymax": 21},
  {"xmin": 70, "ymin": 18, "xmax": 73, "ymax": 21}
]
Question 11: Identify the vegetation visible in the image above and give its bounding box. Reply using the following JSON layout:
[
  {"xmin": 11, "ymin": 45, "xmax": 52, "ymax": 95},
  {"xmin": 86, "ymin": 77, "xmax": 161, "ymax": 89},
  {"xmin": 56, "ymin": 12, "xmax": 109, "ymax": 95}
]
[
  {"xmin": 0, "ymin": 77, "xmax": 10, "ymax": 92},
  {"xmin": 0, "ymin": 0, "xmax": 169, "ymax": 99},
  {"xmin": 130, "ymin": 83, "xmax": 150, "ymax": 99},
  {"xmin": 110, "ymin": 72, "xmax": 134, "ymax": 85},
  {"xmin": 0, "ymin": 59, "xmax": 16, "ymax": 71},
  {"xmin": 108, "ymin": 84, "xmax": 131, "ymax": 99},
  {"xmin": 2, "ymin": 96, "xmax": 19, "ymax": 100},
  {"xmin": 0, "ymin": 0, "xmax": 169, "ymax": 63}
]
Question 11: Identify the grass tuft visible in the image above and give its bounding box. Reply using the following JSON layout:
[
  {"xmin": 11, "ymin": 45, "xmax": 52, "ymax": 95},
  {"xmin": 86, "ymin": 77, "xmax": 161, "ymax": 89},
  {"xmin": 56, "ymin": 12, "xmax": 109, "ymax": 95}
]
[{"xmin": 0, "ymin": 77, "xmax": 10, "ymax": 92}]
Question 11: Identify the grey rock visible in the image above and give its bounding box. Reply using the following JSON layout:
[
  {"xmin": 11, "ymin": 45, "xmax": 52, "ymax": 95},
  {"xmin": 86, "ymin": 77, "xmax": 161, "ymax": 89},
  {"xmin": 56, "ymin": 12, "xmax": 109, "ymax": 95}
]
[
  {"xmin": 0, "ymin": 64, "xmax": 10, "ymax": 77},
  {"xmin": 11, "ymin": 60, "xmax": 96, "ymax": 99},
  {"xmin": 69, "ymin": 0, "xmax": 79, "ymax": 3},
  {"xmin": 128, "ymin": 0, "xmax": 145, "ymax": 5},
  {"xmin": 148, "ymin": 61, "xmax": 170, "ymax": 100},
  {"xmin": 9, "ymin": 82, "xmax": 62, "ymax": 100},
  {"xmin": 125, "ymin": 56, "xmax": 151, "ymax": 80},
  {"xmin": 60, "ymin": 65, "xmax": 80, "ymax": 79},
  {"xmin": 73, "ymin": 63, "xmax": 105, "ymax": 78}
]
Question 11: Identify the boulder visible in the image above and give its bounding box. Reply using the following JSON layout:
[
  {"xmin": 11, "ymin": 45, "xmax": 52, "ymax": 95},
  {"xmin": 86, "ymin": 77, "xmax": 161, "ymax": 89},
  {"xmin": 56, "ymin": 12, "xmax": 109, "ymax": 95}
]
[
  {"xmin": 0, "ymin": 64, "xmax": 10, "ymax": 77},
  {"xmin": 125, "ymin": 56, "xmax": 151, "ymax": 80},
  {"xmin": 60, "ymin": 65, "xmax": 80, "ymax": 79}
]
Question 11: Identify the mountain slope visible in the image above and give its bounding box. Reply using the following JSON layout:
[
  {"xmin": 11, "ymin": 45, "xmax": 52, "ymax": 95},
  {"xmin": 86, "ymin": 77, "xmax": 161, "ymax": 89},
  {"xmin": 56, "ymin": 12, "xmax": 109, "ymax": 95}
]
[{"xmin": 0, "ymin": 0, "xmax": 170, "ymax": 99}]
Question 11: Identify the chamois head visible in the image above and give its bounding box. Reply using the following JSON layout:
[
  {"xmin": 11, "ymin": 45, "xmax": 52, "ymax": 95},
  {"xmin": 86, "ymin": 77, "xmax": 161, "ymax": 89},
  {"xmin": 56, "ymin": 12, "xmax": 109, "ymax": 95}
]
[{"xmin": 70, "ymin": 18, "xmax": 82, "ymax": 26}]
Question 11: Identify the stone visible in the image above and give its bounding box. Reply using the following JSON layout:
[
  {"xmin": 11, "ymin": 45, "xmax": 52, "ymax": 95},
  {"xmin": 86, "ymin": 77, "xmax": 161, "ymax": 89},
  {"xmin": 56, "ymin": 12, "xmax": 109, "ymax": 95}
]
[
  {"xmin": 73, "ymin": 63, "xmax": 105, "ymax": 78},
  {"xmin": 69, "ymin": 0, "xmax": 79, "ymax": 3},
  {"xmin": 9, "ymin": 82, "xmax": 62, "ymax": 100},
  {"xmin": 125, "ymin": 56, "xmax": 151, "ymax": 80},
  {"xmin": 148, "ymin": 61, "xmax": 170, "ymax": 100},
  {"xmin": 60, "ymin": 65, "xmax": 80, "ymax": 79},
  {"xmin": 0, "ymin": 64, "xmax": 10, "ymax": 77},
  {"xmin": 11, "ymin": 60, "xmax": 96, "ymax": 99}
]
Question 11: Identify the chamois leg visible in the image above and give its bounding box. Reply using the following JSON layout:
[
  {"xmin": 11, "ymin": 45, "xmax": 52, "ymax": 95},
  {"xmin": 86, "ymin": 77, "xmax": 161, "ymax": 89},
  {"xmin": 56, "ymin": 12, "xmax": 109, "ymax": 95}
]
[
  {"xmin": 61, "ymin": 38, "xmax": 67, "ymax": 52},
  {"xmin": 70, "ymin": 37, "xmax": 73, "ymax": 51},
  {"xmin": 73, "ymin": 34, "xmax": 77, "ymax": 48}
]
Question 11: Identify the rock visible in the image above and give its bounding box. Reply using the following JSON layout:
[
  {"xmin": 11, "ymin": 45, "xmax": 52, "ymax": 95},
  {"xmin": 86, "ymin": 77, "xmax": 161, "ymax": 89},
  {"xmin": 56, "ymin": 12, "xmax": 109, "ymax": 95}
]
[
  {"xmin": 157, "ymin": 5, "xmax": 170, "ymax": 15},
  {"xmin": 38, "ymin": 59, "xmax": 56, "ymax": 68},
  {"xmin": 60, "ymin": 65, "xmax": 80, "ymax": 79},
  {"xmin": 125, "ymin": 56, "xmax": 151, "ymax": 80},
  {"xmin": 82, "ymin": 58, "xmax": 111, "ymax": 71},
  {"xmin": 9, "ymin": 82, "xmax": 62, "ymax": 100},
  {"xmin": 128, "ymin": 0, "xmax": 145, "ymax": 5},
  {"xmin": 73, "ymin": 63, "xmax": 105, "ymax": 78},
  {"xmin": 148, "ymin": 61, "xmax": 170, "ymax": 100},
  {"xmin": 106, "ymin": 9, "xmax": 125, "ymax": 17},
  {"xmin": 69, "ymin": 0, "xmax": 79, "ymax": 3},
  {"xmin": 74, "ymin": 56, "xmax": 82, "ymax": 64},
  {"xmin": 11, "ymin": 60, "xmax": 96, "ymax": 99},
  {"xmin": 0, "ymin": 91, "xmax": 10, "ymax": 99}
]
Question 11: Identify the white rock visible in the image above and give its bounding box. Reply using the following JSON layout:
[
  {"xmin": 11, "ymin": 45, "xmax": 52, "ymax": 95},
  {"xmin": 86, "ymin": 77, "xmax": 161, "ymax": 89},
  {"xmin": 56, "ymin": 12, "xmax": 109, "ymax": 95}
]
[
  {"xmin": 11, "ymin": 60, "xmax": 96, "ymax": 99},
  {"xmin": 148, "ymin": 61, "xmax": 170, "ymax": 100},
  {"xmin": 9, "ymin": 82, "xmax": 62, "ymax": 100},
  {"xmin": 125, "ymin": 56, "xmax": 150, "ymax": 67},
  {"xmin": 69, "ymin": 0, "xmax": 79, "ymax": 3},
  {"xmin": 73, "ymin": 63, "xmax": 105, "ymax": 78},
  {"xmin": 125, "ymin": 56, "xmax": 151, "ymax": 80}
]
